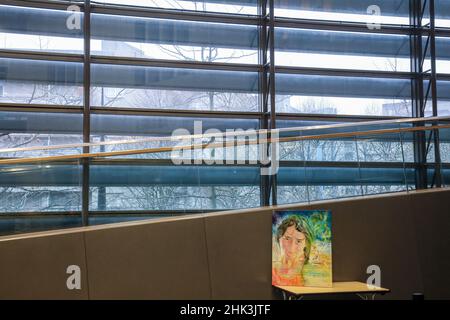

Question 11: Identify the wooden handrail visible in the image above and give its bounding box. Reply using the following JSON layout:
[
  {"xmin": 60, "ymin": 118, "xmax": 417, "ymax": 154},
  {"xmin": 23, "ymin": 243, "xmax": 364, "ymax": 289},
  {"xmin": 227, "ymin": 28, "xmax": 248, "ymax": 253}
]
[
  {"xmin": 0, "ymin": 123, "xmax": 448, "ymax": 165},
  {"xmin": 0, "ymin": 115, "xmax": 449, "ymax": 155}
]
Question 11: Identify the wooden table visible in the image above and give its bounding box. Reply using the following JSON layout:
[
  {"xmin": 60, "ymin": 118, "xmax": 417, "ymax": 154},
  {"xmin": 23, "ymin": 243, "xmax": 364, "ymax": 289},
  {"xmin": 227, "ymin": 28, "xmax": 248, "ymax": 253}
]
[{"xmin": 274, "ymin": 281, "xmax": 390, "ymax": 300}]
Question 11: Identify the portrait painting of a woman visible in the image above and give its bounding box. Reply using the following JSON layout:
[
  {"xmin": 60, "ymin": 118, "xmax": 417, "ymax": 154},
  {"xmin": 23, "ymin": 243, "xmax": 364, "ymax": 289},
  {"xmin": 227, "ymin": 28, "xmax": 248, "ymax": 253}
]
[
  {"xmin": 272, "ymin": 215, "xmax": 312, "ymax": 286},
  {"xmin": 272, "ymin": 210, "xmax": 332, "ymax": 288}
]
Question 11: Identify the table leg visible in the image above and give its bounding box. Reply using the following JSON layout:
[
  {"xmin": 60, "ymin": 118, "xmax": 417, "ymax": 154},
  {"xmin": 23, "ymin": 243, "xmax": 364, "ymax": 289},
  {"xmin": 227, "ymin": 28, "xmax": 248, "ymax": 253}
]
[
  {"xmin": 282, "ymin": 291, "xmax": 304, "ymax": 300},
  {"xmin": 356, "ymin": 293, "xmax": 377, "ymax": 300}
]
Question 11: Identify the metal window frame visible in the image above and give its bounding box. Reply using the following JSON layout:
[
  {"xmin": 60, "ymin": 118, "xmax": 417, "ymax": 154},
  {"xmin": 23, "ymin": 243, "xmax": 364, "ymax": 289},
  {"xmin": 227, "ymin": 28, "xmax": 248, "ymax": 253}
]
[
  {"xmin": 410, "ymin": 0, "xmax": 443, "ymax": 189},
  {"xmin": 0, "ymin": 0, "xmax": 448, "ymax": 219}
]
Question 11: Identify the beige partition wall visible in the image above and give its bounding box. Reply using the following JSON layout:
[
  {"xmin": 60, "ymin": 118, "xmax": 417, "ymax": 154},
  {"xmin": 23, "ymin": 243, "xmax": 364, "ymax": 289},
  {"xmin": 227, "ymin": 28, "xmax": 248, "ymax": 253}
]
[
  {"xmin": 409, "ymin": 191, "xmax": 450, "ymax": 300},
  {"xmin": 0, "ymin": 231, "xmax": 89, "ymax": 299},
  {"xmin": 302, "ymin": 193, "xmax": 424, "ymax": 299},
  {"xmin": 204, "ymin": 192, "xmax": 425, "ymax": 300},
  {"xmin": 84, "ymin": 217, "xmax": 211, "ymax": 300},
  {"xmin": 0, "ymin": 188, "xmax": 449, "ymax": 300},
  {"xmin": 205, "ymin": 209, "xmax": 273, "ymax": 300}
]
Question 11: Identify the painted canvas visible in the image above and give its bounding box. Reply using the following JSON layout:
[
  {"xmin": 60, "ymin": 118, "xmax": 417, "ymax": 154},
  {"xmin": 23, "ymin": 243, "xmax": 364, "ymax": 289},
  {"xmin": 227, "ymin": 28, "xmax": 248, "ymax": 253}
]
[{"xmin": 272, "ymin": 210, "xmax": 332, "ymax": 288}]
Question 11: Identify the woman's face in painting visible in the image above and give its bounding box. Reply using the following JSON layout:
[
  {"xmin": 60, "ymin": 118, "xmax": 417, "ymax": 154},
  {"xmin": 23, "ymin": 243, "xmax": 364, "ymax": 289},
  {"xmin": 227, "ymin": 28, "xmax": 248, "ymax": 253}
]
[{"xmin": 280, "ymin": 225, "xmax": 306, "ymax": 261}]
